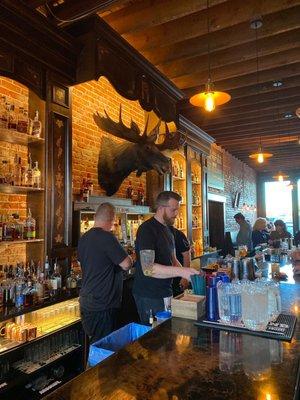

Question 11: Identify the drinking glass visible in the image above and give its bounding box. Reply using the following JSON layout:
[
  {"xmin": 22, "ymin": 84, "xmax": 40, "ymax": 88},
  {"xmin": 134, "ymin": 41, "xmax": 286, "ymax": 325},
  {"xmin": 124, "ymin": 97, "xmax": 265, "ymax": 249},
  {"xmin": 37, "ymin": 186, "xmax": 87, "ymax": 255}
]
[
  {"xmin": 140, "ymin": 249, "xmax": 155, "ymax": 276},
  {"xmin": 241, "ymin": 282, "xmax": 269, "ymax": 331}
]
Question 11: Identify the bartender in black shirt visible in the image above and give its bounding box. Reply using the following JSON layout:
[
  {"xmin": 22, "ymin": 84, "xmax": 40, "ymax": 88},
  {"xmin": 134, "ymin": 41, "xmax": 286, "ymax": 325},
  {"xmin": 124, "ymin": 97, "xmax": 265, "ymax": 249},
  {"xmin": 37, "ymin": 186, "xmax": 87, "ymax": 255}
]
[
  {"xmin": 133, "ymin": 191, "xmax": 198, "ymax": 324},
  {"xmin": 78, "ymin": 202, "xmax": 133, "ymax": 343}
]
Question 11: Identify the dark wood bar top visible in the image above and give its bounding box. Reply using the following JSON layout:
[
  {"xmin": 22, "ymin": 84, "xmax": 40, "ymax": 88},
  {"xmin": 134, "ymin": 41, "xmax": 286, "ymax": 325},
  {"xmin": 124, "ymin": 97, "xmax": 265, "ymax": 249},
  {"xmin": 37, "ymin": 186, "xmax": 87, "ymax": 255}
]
[{"xmin": 45, "ymin": 283, "xmax": 300, "ymax": 400}]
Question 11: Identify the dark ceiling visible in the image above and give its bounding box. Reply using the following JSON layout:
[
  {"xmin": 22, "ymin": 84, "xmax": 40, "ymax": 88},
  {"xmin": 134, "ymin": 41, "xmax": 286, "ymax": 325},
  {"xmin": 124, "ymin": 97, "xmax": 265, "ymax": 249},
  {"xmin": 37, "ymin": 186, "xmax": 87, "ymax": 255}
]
[{"xmin": 27, "ymin": 0, "xmax": 300, "ymax": 173}]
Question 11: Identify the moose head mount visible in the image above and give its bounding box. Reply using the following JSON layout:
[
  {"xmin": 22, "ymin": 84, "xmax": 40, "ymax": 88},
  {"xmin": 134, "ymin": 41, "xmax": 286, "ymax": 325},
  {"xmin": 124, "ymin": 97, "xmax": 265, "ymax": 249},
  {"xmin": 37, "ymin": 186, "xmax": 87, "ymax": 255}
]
[{"xmin": 93, "ymin": 106, "xmax": 184, "ymax": 196}]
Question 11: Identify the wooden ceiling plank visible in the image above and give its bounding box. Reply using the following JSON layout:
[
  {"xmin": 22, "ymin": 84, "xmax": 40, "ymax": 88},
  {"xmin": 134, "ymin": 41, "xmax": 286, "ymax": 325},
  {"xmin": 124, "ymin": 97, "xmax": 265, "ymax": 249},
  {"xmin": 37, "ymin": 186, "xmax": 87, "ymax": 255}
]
[
  {"xmin": 205, "ymin": 120, "xmax": 300, "ymax": 135},
  {"xmin": 211, "ymin": 128, "xmax": 300, "ymax": 141},
  {"xmin": 143, "ymin": 6, "xmax": 300, "ymax": 67},
  {"xmin": 121, "ymin": 0, "xmax": 300, "ymax": 52},
  {"xmin": 174, "ymin": 48, "xmax": 300, "ymax": 90},
  {"xmin": 102, "ymin": 0, "xmax": 226, "ymax": 35},
  {"xmin": 183, "ymin": 63, "xmax": 300, "ymax": 97},
  {"xmin": 160, "ymin": 29, "xmax": 300, "ymax": 79}
]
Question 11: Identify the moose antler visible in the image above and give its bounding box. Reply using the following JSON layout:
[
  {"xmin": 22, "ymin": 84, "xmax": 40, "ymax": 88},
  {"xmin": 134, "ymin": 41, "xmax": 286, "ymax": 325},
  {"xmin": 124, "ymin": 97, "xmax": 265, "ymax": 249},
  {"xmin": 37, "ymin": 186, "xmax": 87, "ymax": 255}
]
[
  {"xmin": 93, "ymin": 105, "xmax": 162, "ymax": 144},
  {"xmin": 156, "ymin": 123, "xmax": 186, "ymax": 151}
]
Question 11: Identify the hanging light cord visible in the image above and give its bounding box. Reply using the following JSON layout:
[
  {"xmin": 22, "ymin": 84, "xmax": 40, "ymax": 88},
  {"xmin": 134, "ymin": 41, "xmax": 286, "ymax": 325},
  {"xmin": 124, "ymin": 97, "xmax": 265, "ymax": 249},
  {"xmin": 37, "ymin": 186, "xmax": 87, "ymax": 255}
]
[{"xmin": 207, "ymin": 0, "xmax": 211, "ymax": 81}]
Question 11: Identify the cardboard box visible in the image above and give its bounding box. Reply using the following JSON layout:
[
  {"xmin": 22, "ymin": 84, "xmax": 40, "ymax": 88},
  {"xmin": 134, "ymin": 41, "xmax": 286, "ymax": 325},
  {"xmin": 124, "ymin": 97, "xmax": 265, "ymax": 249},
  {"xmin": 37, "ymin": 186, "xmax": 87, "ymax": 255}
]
[{"xmin": 171, "ymin": 293, "xmax": 206, "ymax": 320}]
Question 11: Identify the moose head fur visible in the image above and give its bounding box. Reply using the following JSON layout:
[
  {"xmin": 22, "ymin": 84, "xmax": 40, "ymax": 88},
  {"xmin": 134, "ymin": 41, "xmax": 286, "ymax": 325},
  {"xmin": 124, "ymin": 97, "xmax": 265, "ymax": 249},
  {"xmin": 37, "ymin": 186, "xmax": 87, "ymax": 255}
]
[{"xmin": 93, "ymin": 106, "xmax": 182, "ymax": 196}]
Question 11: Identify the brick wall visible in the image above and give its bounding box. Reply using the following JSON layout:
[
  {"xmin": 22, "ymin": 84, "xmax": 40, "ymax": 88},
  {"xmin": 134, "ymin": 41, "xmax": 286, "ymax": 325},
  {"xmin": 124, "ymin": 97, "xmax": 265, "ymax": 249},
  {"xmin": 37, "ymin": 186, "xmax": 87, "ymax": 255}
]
[
  {"xmin": 208, "ymin": 144, "xmax": 257, "ymax": 234},
  {"xmin": 72, "ymin": 77, "xmax": 147, "ymax": 199},
  {"xmin": 0, "ymin": 77, "xmax": 29, "ymax": 264}
]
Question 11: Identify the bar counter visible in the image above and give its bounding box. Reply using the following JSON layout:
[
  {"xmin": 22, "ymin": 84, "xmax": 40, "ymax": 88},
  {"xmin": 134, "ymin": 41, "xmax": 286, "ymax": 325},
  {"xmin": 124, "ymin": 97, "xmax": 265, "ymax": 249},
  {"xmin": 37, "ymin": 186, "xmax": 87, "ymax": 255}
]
[{"xmin": 45, "ymin": 283, "xmax": 300, "ymax": 400}]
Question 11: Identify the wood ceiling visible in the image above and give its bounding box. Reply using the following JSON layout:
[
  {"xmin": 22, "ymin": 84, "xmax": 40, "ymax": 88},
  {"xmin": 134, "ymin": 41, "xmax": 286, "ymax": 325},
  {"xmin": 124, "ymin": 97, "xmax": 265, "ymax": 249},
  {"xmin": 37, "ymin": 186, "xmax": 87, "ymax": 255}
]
[{"xmin": 28, "ymin": 0, "xmax": 300, "ymax": 173}]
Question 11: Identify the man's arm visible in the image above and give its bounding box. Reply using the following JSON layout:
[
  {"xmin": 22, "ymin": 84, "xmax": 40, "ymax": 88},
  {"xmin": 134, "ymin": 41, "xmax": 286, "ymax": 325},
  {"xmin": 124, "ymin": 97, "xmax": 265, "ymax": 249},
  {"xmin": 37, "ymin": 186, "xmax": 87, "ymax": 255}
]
[
  {"xmin": 152, "ymin": 263, "xmax": 198, "ymax": 280},
  {"xmin": 119, "ymin": 255, "xmax": 133, "ymax": 271}
]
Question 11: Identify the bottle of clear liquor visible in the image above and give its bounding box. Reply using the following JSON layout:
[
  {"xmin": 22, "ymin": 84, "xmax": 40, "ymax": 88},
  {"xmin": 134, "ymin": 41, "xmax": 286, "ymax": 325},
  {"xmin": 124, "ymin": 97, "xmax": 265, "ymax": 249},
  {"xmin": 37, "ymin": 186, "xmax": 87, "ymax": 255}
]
[
  {"xmin": 32, "ymin": 161, "xmax": 41, "ymax": 188},
  {"xmin": 32, "ymin": 110, "xmax": 42, "ymax": 137}
]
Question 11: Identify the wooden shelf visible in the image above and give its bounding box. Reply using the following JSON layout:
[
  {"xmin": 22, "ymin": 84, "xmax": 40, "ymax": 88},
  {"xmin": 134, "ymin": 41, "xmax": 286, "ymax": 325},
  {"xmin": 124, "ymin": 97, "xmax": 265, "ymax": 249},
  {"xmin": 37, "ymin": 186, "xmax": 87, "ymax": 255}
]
[
  {"xmin": 0, "ymin": 184, "xmax": 44, "ymax": 194},
  {"xmin": 0, "ymin": 127, "xmax": 44, "ymax": 146},
  {"xmin": 0, "ymin": 238, "xmax": 44, "ymax": 246},
  {"xmin": 192, "ymin": 226, "xmax": 201, "ymax": 230},
  {"xmin": 192, "ymin": 204, "xmax": 201, "ymax": 207},
  {"xmin": 191, "ymin": 181, "xmax": 201, "ymax": 185}
]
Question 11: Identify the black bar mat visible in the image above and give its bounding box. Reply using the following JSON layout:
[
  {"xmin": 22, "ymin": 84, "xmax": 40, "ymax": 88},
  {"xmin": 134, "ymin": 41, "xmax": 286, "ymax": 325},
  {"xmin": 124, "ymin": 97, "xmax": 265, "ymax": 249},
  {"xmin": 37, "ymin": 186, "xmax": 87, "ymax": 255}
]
[{"xmin": 195, "ymin": 313, "xmax": 297, "ymax": 341}]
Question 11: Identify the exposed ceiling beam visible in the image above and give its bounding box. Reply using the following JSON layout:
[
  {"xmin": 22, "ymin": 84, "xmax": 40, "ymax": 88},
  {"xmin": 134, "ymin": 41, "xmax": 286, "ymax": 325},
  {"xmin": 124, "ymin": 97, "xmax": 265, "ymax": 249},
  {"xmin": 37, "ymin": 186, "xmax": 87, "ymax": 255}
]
[
  {"xmin": 142, "ymin": 6, "xmax": 300, "ymax": 67},
  {"xmin": 103, "ymin": 0, "xmax": 226, "ymax": 35},
  {"xmin": 160, "ymin": 30, "xmax": 300, "ymax": 80},
  {"xmin": 210, "ymin": 127, "xmax": 300, "ymax": 140},
  {"xmin": 173, "ymin": 48, "xmax": 300, "ymax": 89},
  {"xmin": 183, "ymin": 63, "xmax": 300, "ymax": 97},
  {"xmin": 122, "ymin": 0, "xmax": 300, "ymax": 52}
]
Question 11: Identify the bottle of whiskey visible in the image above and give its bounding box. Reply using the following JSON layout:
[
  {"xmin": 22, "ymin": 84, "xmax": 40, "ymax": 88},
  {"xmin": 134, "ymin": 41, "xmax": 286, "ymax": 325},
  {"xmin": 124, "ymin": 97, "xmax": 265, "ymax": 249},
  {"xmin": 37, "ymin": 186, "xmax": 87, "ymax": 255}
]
[
  {"xmin": 24, "ymin": 208, "xmax": 36, "ymax": 240},
  {"xmin": 8, "ymin": 104, "xmax": 17, "ymax": 130},
  {"xmin": 17, "ymin": 107, "xmax": 28, "ymax": 133},
  {"xmin": 86, "ymin": 173, "xmax": 93, "ymax": 195},
  {"xmin": 32, "ymin": 161, "xmax": 41, "ymax": 188},
  {"xmin": 32, "ymin": 110, "xmax": 42, "ymax": 137},
  {"xmin": 126, "ymin": 181, "xmax": 133, "ymax": 199},
  {"xmin": 50, "ymin": 260, "xmax": 62, "ymax": 297}
]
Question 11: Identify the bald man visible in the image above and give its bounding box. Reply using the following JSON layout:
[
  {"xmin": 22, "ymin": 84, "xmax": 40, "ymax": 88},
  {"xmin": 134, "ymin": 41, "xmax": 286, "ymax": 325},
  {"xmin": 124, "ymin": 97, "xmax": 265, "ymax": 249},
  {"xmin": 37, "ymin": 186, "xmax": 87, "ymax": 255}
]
[{"xmin": 78, "ymin": 202, "xmax": 133, "ymax": 343}]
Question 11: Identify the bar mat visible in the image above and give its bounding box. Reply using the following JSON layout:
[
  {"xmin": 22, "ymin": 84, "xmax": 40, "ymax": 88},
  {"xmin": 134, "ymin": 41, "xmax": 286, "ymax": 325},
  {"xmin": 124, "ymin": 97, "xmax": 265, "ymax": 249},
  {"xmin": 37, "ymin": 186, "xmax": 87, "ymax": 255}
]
[{"xmin": 195, "ymin": 313, "xmax": 297, "ymax": 341}]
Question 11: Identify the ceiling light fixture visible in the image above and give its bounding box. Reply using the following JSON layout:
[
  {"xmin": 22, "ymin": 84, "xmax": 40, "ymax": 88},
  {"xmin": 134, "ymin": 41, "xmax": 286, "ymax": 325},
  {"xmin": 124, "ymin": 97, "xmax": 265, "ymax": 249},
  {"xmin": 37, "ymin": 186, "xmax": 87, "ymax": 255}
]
[
  {"xmin": 249, "ymin": 19, "xmax": 273, "ymax": 164},
  {"xmin": 272, "ymin": 80, "xmax": 283, "ymax": 87},
  {"xmin": 189, "ymin": 0, "xmax": 231, "ymax": 112},
  {"xmin": 273, "ymin": 171, "xmax": 289, "ymax": 182},
  {"xmin": 284, "ymin": 112, "xmax": 294, "ymax": 119}
]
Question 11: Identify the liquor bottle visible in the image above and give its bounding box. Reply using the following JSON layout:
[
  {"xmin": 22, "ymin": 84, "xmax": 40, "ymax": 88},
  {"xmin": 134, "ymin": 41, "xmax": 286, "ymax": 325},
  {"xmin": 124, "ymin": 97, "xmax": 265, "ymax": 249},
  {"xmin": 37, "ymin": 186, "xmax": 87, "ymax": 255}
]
[
  {"xmin": 32, "ymin": 110, "xmax": 42, "ymax": 137},
  {"xmin": 35, "ymin": 265, "xmax": 45, "ymax": 303},
  {"xmin": 172, "ymin": 160, "xmax": 178, "ymax": 177},
  {"xmin": 17, "ymin": 108, "xmax": 29, "ymax": 133},
  {"xmin": 32, "ymin": 161, "xmax": 41, "ymax": 188},
  {"xmin": 24, "ymin": 208, "xmax": 36, "ymax": 240},
  {"xmin": 66, "ymin": 267, "xmax": 77, "ymax": 293},
  {"xmin": 179, "ymin": 163, "xmax": 184, "ymax": 179},
  {"xmin": 179, "ymin": 212, "xmax": 184, "ymax": 229},
  {"xmin": 12, "ymin": 213, "xmax": 23, "ymax": 240},
  {"xmin": 126, "ymin": 181, "xmax": 133, "ymax": 199},
  {"xmin": 86, "ymin": 173, "xmax": 93, "ymax": 195},
  {"xmin": 8, "ymin": 104, "xmax": 17, "ymax": 130},
  {"xmin": 137, "ymin": 182, "xmax": 145, "ymax": 205},
  {"xmin": 50, "ymin": 260, "xmax": 62, "ymax": 296},
  {"xmin": 13, "ymin": 155, "xmax": 22, "ymax": 186}
]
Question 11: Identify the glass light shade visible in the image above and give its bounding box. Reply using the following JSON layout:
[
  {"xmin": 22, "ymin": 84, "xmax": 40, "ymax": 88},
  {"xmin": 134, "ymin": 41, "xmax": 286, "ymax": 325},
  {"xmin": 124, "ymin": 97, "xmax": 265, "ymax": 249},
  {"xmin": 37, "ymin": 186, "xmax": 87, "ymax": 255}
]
[
  {"xmin": 249, "ymin": 147, "xmax": 273, "ymax": 163},
  {"xmin": 189, "ymin": 80, "xmax": 231, "ymax": 111},
  {"xmin": 273, "ymin": 171, "xmax": 289, "ymax": 181}
]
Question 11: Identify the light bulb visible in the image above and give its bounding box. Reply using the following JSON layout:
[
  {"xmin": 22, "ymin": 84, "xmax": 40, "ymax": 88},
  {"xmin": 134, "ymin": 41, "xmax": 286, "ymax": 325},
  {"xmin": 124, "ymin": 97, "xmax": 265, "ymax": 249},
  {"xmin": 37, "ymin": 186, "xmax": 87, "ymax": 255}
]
[
  {"xmin": 257, "ymin": 153, "xmax": 264, "ymax": 163},
  {"xmin": 204, "ymin": 92, "xmax": 215, "ymax": 112},
  {"xmin": 278, "ymin": 175, "xmax": 283, "ymax": 182}
]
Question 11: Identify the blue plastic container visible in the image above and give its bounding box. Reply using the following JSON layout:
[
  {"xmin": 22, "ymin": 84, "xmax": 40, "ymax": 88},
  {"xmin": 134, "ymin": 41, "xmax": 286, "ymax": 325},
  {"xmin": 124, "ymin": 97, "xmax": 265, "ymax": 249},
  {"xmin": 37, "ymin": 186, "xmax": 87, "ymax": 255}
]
[
  {"xmin": 88, "ymin": 322, "xmax": 151, "ymax": 367},
  {"xmin": 155, "ymin": 311, "xmax": 172, "ymax": 323}
]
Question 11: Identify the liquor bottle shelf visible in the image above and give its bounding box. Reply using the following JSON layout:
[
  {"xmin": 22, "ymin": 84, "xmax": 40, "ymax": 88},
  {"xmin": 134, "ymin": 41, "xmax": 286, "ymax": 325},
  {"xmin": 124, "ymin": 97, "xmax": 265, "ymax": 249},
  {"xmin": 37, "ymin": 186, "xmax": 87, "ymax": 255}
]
[
  {"xmin": 0, "ymin": 291, "xmax": 79, "ymax": 323},
  {"xmin": 0, "ymin": 127, "xmax": 45, "ymax": 146},
  {"xmin": 0, "ymin": 239, "xmax": 44, "ymax": 246},
  {"xmin": 0, "ymin": 184, "xmax": 44, "ymax": 194}
]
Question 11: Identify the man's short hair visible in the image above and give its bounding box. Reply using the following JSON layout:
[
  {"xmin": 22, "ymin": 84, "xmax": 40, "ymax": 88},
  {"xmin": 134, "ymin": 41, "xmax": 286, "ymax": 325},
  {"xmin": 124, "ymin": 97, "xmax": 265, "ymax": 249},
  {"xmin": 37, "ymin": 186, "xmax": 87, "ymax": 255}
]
[
  {"xmin": 156, "ymin": 191, "xmax": 182, "ymax": 208},
  {"xmin": 95, "ymin": 202, "xmax": 115, "ymax": 222},
  {"xmin": 234, "ymin": 212, "xmax": 245, "ymax": 220}
]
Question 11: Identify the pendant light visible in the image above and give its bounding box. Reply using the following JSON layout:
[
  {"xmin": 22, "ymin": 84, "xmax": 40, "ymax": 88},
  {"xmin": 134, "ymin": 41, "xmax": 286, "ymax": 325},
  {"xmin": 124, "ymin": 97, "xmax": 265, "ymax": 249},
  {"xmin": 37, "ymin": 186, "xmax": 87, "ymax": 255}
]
[
  {"xmin": 273, "ymin": 171, "xmax": 289, "ymax": 182},
  {"xmin": 189, "ymin": 0, "xmax": 230, "ymax": 112},
  {"xmin": 249, "ymin": 19, "xmax": 273, "ymax": 163}
]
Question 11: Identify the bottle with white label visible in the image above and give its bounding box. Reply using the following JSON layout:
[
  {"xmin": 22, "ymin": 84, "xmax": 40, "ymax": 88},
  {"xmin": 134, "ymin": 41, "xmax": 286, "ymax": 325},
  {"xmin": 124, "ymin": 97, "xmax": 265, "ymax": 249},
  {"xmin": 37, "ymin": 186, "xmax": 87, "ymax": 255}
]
[{"xmin": 32, "ymin": 110, "xmax": 42, "ymax": 137}]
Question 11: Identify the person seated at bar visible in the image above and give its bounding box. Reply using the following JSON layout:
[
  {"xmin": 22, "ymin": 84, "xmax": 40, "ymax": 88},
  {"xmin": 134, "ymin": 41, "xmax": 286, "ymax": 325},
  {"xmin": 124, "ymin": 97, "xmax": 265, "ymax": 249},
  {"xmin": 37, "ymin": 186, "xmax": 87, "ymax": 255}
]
[
  {"xmin": 168, "ymin": 225, "xmax": 191, "ymax": 297},
  {"xmin": 133, "ymin": 191, "xmax": 199, "ymax": 325},
  {"xmin": 234, "ymin": 212, "xmax": 253, "ymax": 251},
  {"xmin": 252, "ymin": 217, "xmax": 270, "ymax": 248},
  {"xmin": 78, "ymin": 202, "xmax": 133, "ymax": 344},
  {"xmin": 270, "ymin": 219, "xmax": 291, "ymax": 246}
]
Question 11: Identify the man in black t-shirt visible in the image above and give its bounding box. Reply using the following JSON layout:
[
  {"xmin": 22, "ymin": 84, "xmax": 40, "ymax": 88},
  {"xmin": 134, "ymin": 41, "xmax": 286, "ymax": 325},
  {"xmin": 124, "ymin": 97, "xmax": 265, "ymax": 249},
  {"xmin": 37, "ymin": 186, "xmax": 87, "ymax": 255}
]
[
  {"xmin": 169, "ymin": 226, "xmax": 191, "ymax": 297},
  {"xmin": 133, "ymin": 191, "xmax": 198, "ymax": 324},
  {"xmin": 78, "ymin": 202, "xmax": 133, "ymax": 343}
]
